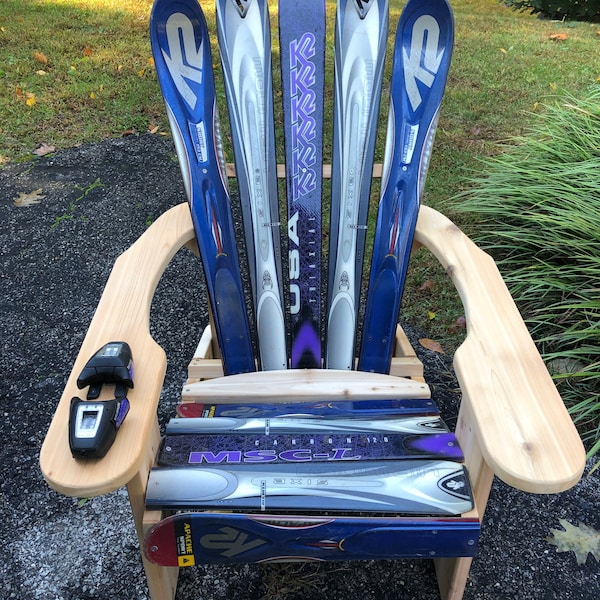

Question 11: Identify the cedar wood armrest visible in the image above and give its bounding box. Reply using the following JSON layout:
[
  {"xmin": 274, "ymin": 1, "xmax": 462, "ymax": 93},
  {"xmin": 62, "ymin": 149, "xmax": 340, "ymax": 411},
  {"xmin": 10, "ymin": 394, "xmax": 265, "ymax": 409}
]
[{"xmin": 40, "ymin": 202, "xmax": 586, "ymax": 498}]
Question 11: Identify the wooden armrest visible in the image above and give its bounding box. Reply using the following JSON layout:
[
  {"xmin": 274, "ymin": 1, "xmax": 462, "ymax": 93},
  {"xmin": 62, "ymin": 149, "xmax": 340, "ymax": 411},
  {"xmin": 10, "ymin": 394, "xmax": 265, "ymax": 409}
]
[
  {"xmin": 40, "ymin": 203, "xmax": 195, "ymax": 497},
  {"xmin": 415, "ymin": 205, "xmax": 585, "ymax": 493}
]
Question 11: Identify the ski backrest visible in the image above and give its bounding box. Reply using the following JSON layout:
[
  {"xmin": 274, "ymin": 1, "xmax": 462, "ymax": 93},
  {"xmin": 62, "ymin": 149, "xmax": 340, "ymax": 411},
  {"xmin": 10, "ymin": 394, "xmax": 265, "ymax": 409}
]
[{"xmin": 212, "ymin": 0, "xmax": 453, "ymax": 373}]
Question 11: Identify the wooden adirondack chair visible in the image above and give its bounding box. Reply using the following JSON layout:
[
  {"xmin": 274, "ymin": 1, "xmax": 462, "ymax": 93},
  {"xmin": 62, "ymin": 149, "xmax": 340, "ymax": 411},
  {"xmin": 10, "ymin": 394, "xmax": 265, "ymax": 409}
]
[
  {"xmin": 39, "ymin": 197, "xmax": 585, "ymax": 599},
  {"xmin": 40, "ymin": 0, "xmax": 585, "ymax": 598}
]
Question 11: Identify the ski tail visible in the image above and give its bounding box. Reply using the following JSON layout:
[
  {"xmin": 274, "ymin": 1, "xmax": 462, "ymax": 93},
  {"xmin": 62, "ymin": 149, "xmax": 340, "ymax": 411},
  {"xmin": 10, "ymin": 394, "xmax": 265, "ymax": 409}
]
[
  {"xmin": 150, "ymin": 0, "xmax": 255, "ymax": 376},
  {"xmin": 216, "ymin": 0, "xmax": 287, "ymax": 371},
  {"xmin": 325, "ymin": 0, "xmax": 389, "ymax": 370},
  {"xmin": 358, "ymin": 0, "xmax": 454, "ymax": 374},
  {"xmin": 279, "ymin": 0, "xmax": 326, "ymax": 369}
]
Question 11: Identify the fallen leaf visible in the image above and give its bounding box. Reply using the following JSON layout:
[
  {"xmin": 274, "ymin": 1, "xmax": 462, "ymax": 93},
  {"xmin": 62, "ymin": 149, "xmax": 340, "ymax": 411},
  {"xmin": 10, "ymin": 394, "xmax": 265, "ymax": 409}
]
[
  {"xmin": 499, "ymin": 47, "xmax": 507, "ymax": 54},
  {"xmin": 427, "ymin": 310, "xmax": 436, "ymax": 320},
  {"xmin": 32, "ymin": 143, "xmax": 56, "ymax": 157},
  {"xmin": 448, "ymin": 316, "xmax": 467, "ymax": 333},
  {"xmin": 25, "ymin": 93, "xmax": 36, "ymax": 107},
  {"xmin": 549, "ymin": 33, "xmax": 568, "ymax": 41},
  {"xmin": 36, "ymin": 69, "xmax": 47, "ymax": 76},
  {"xmin": 148, "ymin": 124, "xmax": 160, "ymax": 134},
  {"xmin": 147, "ymin": 57, "xmax": 155, "ymax": 67},
  {"xmin": 419, "ymin": 338, "xmax": 444, "ymax": 354},
  {"xmin": 89, "ymin": 91, "xmax": 95, "ymax": 99},
  {"xmin": 138, "ymin": 68, "xmax": 146, "ymax": 77},
  {"xmin": 547, "ymin": 519, "xmax": 600, "ymax": 565},
  {"xmin": 122, "ymin": 129, "xmax": 136, "ymax": 136},
  {"xmin": 15, "ymin": 86, "xmax": 23, "ymax": 98},
  {"xmin": 33, "ymin": 51, "xmax": 48, "ymax": 65},
  {"xmin": 419, "ymin": 279, "xmax": 435, "ymax": 293},
  {"xmin": 14, "ymin": 189, "xmax": 45, "ymax": 207},
  {"xmin": 83, "ymin": 46, "xmax": 93, "ymax": 57}
]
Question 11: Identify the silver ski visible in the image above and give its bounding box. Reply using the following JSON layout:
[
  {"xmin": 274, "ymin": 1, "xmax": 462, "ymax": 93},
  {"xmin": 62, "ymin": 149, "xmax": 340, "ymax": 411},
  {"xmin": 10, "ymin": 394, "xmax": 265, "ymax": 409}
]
[
  {"xmin": 216, "ymin": 0, "xmax": 287, "ymax": 370},
  {"xmin": 145, "ymin": 461, "xmax": 474, "ymax": 515},
  {"xmin": 326, "ymin": 0, "xmax": 389, "ymax": 370},
  {"xmin": 165, "ymin": 415, "xmax": 448, "ymax": 435}
]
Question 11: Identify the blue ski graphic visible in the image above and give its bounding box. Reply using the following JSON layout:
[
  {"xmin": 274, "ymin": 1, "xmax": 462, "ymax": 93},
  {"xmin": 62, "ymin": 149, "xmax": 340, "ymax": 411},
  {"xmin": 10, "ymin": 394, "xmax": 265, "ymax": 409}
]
[
  {"xmin": 359, "ymin": 0, "xmax": 454, "ymax": 374},
  {"xmin": 150, "ymin": 0, "xmax": 255, "ymax": 375},
  {"xmin": 326, "ymin": 0, "xmax": 389, "ymax": 370},
  {"xmin": 279, "ymin": 0, "xmax": 326, "ymax": 369},
  {"xmin": 216, "ymin": 0, "xmax": 287, "ymax": 371},
  {"xmin": 145, "ymin": 511, "xmax": 479, "ymax": 566}
]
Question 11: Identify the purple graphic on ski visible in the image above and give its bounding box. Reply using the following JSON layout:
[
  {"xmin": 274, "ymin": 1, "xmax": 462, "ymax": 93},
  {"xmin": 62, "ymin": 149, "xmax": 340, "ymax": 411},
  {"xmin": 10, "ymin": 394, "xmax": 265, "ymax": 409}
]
[
  {"xmin": 158, "ymin": 431, "xmax": 464, "ymax": 466},
  {"xmin": 280, "ymin": 0, "xmax": 325, "ymax": 368}
]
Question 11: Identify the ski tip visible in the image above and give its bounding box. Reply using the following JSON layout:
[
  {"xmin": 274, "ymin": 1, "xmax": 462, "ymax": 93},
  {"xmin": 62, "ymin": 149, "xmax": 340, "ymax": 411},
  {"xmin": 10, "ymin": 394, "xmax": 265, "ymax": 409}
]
[{"xmin": 144, "ymin": 515, "xmax": 182, "ymax": 567}]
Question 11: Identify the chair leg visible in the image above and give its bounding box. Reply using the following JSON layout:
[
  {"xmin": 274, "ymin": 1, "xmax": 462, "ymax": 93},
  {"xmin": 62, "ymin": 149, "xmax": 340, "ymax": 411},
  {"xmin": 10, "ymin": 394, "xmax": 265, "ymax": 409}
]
[
  {"xmin": 434, "ymin": 400, "xmax": 494, "ymax": 600},
  {"xmin": 126, "ymin": 418, "xmax": 179, "ymax": 600}
]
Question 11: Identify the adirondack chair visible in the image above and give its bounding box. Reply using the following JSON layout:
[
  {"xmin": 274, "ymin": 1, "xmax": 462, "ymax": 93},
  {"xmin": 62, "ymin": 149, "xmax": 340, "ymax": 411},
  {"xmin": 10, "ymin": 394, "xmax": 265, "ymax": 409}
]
[{"xmin": 40, "ymin": 0, "xmax": 586, "ymax": 599}]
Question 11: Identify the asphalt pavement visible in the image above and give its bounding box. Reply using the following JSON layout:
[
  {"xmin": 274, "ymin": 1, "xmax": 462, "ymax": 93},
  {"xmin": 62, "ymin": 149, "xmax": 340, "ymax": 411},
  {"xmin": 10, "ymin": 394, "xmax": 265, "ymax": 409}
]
[{"xmin": 0, "ymin": 134, "xmax": 598, "ymax": 599}]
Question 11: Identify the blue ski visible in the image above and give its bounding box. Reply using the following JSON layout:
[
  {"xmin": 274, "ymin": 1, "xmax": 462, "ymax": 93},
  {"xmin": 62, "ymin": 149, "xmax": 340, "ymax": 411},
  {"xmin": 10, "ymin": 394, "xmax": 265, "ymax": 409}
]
[
  {"xmin": 216, "ymin": 0, "xmax": 287, "ymax": 371},
  {"xmin": 326, "ymin": 0, "xmax": 389, "ymax": 370},
  {"xmin": 279, "ymin": 0, "xmax": 326, "ymax": 369},
  {"xmin": 175, "ymin": 397, "xmax": 440, "ymax": 418},
  {"xmin": 145, "ymin": 512, "xmax": 479, "ymax": 566},
  {"xmin": 150, "ymin": 0, "xmax": 255, "ymax": 375},
  {"xmin": 359, "ymin": 0, "xmax": 454, "ymax": 374}
]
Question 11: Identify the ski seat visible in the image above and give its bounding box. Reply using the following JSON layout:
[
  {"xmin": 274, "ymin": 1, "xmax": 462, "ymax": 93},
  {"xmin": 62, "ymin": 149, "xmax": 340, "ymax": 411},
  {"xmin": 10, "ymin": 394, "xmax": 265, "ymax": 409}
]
[{"xmin": 40, "ymin": 201, "xmax": 585, "ymax": 599}]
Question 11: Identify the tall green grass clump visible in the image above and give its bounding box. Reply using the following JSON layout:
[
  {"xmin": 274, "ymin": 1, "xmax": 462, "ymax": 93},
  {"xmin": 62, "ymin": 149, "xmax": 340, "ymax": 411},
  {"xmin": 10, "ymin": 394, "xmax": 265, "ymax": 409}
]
[{"xmin": 455, "ymin": 86, "xmax": 600, "ymax": 459}]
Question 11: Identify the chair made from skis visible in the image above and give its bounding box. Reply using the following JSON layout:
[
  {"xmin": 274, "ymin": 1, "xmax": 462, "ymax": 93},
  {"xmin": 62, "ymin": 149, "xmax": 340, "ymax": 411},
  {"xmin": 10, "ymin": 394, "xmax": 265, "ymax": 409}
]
[
  {"xmin": 40, "ymin": 1, "xmax": 585, "ymax": 599},
  {"xmin": 40, "ymin": 198, "xmax": 585, "ymax": 599}
]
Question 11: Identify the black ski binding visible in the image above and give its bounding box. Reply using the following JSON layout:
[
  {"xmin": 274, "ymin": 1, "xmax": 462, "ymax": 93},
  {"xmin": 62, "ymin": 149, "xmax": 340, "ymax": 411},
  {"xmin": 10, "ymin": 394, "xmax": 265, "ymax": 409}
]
[{"xmin": 77, "ymin": 341, "xmax": 134, "ymax": 399}]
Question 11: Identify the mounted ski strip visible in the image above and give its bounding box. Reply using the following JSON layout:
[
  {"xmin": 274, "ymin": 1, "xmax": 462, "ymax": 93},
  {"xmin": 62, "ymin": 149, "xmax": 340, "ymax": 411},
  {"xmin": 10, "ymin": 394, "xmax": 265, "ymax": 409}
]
[
  {"xmin": 216, "ymin": 0, "xmax": 287, "ymax": 371},
  {"xmin": 175, "ymin": 397, "xmax": 440, "ymax": 418},
  {"xmin": 359, "ymin": 0, "xmax": 454, "ymax": 374},
  {"xmin": 279, "ymin": 0, "xmax": 326, "ymax": 369},
  {"xmin": 326, "ymin": 0, "xmax": 389, "ymax": 370},
  {"xmin": 145, "ymin": 512, "xmax": 479, "ymax": 566},
  {"xmin": 150, "ymin": 0, "xmax": 255, "ymax": 375},
  {"xmin": 165, "ymin": 415, "xmax": 449, "ymax": 435},
  {"xmin": 145, "ymin": 460, "xmax": 474, "ymax": 514},
  {"xmin": 157, "ymin": 431, "xmax": 464, "ymax": 466}
]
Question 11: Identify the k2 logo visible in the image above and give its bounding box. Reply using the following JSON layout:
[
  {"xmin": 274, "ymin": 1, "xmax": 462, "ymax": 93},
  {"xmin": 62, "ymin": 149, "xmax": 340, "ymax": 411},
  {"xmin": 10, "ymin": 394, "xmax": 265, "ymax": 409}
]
[
  {"xmin": 162, "ymin": 13, "xmax": 204, "ymax": 110},
  {"xmin": 200, "ymin": 526, "xmax": 267, "ymax": 558},
  {"xmin": 403, "ymin": 15, "xmax": 445, "ymax": 112}
]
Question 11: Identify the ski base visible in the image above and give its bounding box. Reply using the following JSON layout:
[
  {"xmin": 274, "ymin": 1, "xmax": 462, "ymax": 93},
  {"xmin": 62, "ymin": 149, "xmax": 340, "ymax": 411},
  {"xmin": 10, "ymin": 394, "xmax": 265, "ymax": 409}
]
[{"xmin": 144, "ymin": 511, "xmax": 479, "ymax": 566}]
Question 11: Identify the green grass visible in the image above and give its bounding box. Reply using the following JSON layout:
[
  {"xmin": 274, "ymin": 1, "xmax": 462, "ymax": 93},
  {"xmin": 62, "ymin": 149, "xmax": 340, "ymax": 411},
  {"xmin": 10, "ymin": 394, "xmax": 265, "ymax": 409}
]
[
  {"xmin": 454, "ymin": 87, "xmax": 600, "ymax": 455},
  {"xmin": 0, "ymin": 0, "xmax": 162, "ymax": 161}
]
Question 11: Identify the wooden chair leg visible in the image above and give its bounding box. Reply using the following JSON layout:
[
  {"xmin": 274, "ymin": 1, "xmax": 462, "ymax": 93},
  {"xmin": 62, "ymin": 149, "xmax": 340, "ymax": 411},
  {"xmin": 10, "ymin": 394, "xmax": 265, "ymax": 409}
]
[
  {"xmin": 435, "ymin": 400, "xmax": 494, "ymax": 600},
  {"xmin": 126, "ymin": 418, "xmax": 179, "ymax": 600}
]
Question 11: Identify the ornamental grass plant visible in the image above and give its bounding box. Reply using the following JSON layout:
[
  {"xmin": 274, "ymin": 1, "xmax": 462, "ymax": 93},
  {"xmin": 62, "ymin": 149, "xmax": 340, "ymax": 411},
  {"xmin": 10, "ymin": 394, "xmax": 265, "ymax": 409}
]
[{"xmin": 455, "ymin": 86, "xmax": 600, "ymax": 459}]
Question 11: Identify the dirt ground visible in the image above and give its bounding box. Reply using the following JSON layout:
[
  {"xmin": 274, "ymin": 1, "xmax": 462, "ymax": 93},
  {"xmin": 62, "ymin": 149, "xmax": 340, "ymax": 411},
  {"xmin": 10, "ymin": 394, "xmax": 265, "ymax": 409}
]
[{"xmin": 0, "ymin": 134, "xmax": 597, "ymax": 599}]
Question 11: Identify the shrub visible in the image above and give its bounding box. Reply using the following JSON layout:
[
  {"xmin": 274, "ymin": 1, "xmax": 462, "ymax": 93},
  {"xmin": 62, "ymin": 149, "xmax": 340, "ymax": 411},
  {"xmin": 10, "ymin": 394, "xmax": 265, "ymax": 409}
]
[
  {"xmin": 503, "ymin": 0, "xmax": 600, "ymax": 22},
  {"xmin": 454, "ymin": 86, "xmax": 600, "ymax": 459}
]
